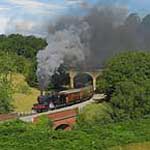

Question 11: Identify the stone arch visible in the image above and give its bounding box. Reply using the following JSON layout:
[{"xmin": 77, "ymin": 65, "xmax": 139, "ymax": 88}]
[
  {"xmin": 68, "ymin": 70, "xmax": 102, "ymax": 91},
  {"xmin": 74, "ymin": 73, "xmax": 93, "ymax": 88},
  {"xmin": 55, "ymin": 124, "xmax": 71, "ymax": 130}
]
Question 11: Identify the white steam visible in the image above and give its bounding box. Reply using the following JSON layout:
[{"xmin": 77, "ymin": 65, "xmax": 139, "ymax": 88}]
[{"xmin": 36, "ymin": 24, "xmax": 89, "ymax": 89}]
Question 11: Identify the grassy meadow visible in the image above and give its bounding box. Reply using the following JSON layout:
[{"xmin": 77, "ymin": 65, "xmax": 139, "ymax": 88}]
[{"xmin": 12, "ymin": 73, "xmax": 40, "ymax": 112}]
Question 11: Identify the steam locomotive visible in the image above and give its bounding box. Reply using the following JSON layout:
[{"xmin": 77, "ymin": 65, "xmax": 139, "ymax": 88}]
[{"xmin": 32, "ymin": 86, "xmax": 94, "ymax": 113}]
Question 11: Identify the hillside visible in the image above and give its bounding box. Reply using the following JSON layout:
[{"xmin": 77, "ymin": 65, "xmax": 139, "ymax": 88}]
[{"xmin": 12, "ymin": 73, "xmax": 40, "ymax": 112}]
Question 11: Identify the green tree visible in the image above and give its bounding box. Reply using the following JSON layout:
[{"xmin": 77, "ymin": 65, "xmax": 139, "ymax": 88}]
[
  {"xmin": 25, "ymin": 60, "xmax": 38, "ymax": 87},
  {"xmin": 0, "ymin": 34, "xmax": 48, "ymax": 88},
  {"xmin": 110, "ymin": 80, "xmax": 150, "ymax": 121},
  {"xmin": 97, "ymin": 51, "xmax": 150, "ymax": 121},
  {"xmin": 0, "ymin": 78, "xmax": 13, "ymax": 114},
  {"xmin": 97, "ymin": 51, "xmax": 150, "ymax": 95},
  {"xmin": 0, "ymin": 52, "xmax": 17, "ymax": 113},
  {"xmin": 0, "ymin": 34, "xmax": 47, "ymax": 59},
  {"xmin": 0, "ymin": 52, "xmax": 16, "ymax": 75}
]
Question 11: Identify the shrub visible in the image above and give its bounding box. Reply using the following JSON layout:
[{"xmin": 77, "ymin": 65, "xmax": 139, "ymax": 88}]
[
  {"xmin": 97, "ymin": 51, "xmax": 150, "ymax": 95},
  {"xmin": 97, "ymin": 52, "xmax": 150, "ymax": 121},
  {"xmin": 0, "ymin": 79, "xmax": 13, "ymax": 114},
  {"xmin": 34, "ymin": 115, "xmax": 53, "ymax": 129},
  {"xmin": 1, "ymin": 117, "xmax": 150, "ymax": 150},
  {"xmin": 77, "ymin": 103, "xmax": 113, "ymax": 126},
  {"xmin": 110, "ymin": 80, "xmax": 150, "ymax": 121}
]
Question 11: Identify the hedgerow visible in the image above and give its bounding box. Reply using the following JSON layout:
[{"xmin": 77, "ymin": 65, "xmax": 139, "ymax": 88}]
[{"xmin": 0, "ymin": 118, "xmax": 150, "ymax": 150}]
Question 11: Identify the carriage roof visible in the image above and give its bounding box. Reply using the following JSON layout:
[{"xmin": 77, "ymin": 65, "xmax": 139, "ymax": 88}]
[
  {"xmin": 59, "ymin": 86, "xmax": 92, "ymax": 95},
  {"xmin": 59, "ymin": 88, "xmax": 81, "ymax": 95}
]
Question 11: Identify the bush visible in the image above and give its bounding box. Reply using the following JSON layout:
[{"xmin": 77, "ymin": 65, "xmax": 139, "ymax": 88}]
[
  {"xmin": 97, "ymin": 51, "xmax": 150, "ymax": 95},
  {"xmin": 110, "ymin": 80, "xmax": 150, "ymax": 121},
  {"xmin": 77, "ymin": 103, "xmax": 113, "ymax": 126},
  {"xmin": 34, "ymin": 115, "xmax": 53, "ymax": 129},
  {"xmin": 0, "ymin": 79, "xmax": 13, "ymax": 114},
  {"xmin": 0, "ymin": 117, "xmax": 150, "ymax": 150},
  {"xmin": 0, "ymin": 34, "xmax": 47, "ymax": 88},
  {"xmin": 97, "ymin": 51, "xmax": 150, "ymax": 121}
]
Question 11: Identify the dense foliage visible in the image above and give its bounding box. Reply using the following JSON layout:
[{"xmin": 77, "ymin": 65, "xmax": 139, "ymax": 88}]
[
  {"xmin": 97, "ymin": 51, "xmax": 150, "ymax": 93},
  {"xmin": 0, "ymin": 34, "xmax": 47, "ymax": 59},
  {"xmin": 110, "ymin": 80, "xmax": 150, "ymax": 121},
  {"xmin": 0, "ymin": 118, "xmax": 150, "ymax": 150},
  {"xmin": 78, "ymin": 103, "xmax": 113, "ymax": 125},
  {"xmin": 0, "ymin": 34, "xmax": 47, "ymax": 87},
  {"xmin": 97, "ymin": 51, "xmax": 150, "ymax": 121},
  {"xmin": 0, "ymin": 52, "xmax": 31, "ymax": 76},
  {"xmin": 0, "ymin": 52, "xmax": 18, "ymax": 113},
  {"xmin": 0, "ymin": 79, "xmax": 13, "ymax": 114}
]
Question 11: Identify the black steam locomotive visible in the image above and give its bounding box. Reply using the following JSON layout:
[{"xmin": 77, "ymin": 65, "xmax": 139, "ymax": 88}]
[{"xmin": 32, "ymin": 86, "xmax": 94, "ymax": 113}]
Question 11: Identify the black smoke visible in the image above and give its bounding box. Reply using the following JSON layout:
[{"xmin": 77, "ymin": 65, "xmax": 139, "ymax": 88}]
[{"xmin": 47, "ymin": 4, "xmax": 150, "ymax": 70}]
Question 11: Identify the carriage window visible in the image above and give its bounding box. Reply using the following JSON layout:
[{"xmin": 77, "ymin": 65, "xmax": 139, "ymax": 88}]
[{"xmin": 60, "ymin": 95, "xmax": 66, "ymax": 103}]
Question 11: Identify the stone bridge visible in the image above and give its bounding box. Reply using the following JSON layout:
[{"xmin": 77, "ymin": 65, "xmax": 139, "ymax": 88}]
[
  {"xmin": 68, "ymin": 69, "xmax": 102, "ymax": 91},
  {"xmin": 33, "ymin": 108, "xmax": 77, "ymax": 130}
]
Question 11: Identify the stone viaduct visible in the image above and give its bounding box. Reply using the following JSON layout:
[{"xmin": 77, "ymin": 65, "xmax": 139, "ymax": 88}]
[{"xmin": 68, "ymin": 69, "xmax": 102, "ymax": 91}]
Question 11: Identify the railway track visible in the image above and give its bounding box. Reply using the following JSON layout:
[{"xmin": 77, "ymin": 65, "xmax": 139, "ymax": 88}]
[{"xmin": 0, "ymin": 94, "xmax": 106, "ymax": 122}]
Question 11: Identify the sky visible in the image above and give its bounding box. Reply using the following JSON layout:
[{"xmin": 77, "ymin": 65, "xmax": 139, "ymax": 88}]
[{"xmin": 0, "ymin": 0, "xmax": 150, "ymax": 36}]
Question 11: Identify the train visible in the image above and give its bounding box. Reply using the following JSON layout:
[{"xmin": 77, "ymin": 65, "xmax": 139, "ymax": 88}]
[{"xmin": 32, "ymin": 86, "xmax": 94, "ymax": 113}]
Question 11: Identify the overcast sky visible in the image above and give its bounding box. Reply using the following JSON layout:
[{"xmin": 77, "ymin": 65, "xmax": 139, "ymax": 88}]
[{"xmin": 0, "ymin": 0, "xmax": 150, "ymax": 36}]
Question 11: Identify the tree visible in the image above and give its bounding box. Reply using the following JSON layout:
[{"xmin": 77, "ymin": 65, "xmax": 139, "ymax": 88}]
[
  {"xmin": 97, "ymin": 51, "xmax": 150, "ymax": 121},
  {"xmin": 25, "ymin": 60, "xmax": 38, "ymax": 87},
  {"xmin": 110, "ymin": 80, "xmax": 150, "ymax": 121},
  {"xmin": 0, "ymin": 52, "xmax": 18, "ymax": 113},
  {"xmin": 0, "ymin": 34, "xmax": 47, "ymax": 59},
  {"xmin": 97, "ymin": 51, "xmax": 150, "ymax": 95},
  {"xmin": 0, "ymin": 77, "xmax": 13, "ymax": 114},
  {"xmin": 0, "ymin": 34, "xmax": 47, "ymax": 88}
]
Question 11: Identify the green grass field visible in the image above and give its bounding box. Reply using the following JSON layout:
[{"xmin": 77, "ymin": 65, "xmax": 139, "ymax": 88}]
[{"xmin": 12, "ymin": 73, "xmax": 40, "ymax": 112}]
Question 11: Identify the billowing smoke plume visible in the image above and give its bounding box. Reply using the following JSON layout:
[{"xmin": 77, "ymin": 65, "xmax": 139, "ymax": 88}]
[
  {"xmin": 36, "ymin": 23, "xmax": 90, "ymax": 90},
  {"xmin": 37, "ymin": 3, "xmax": 150, "ymax": 89}
]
